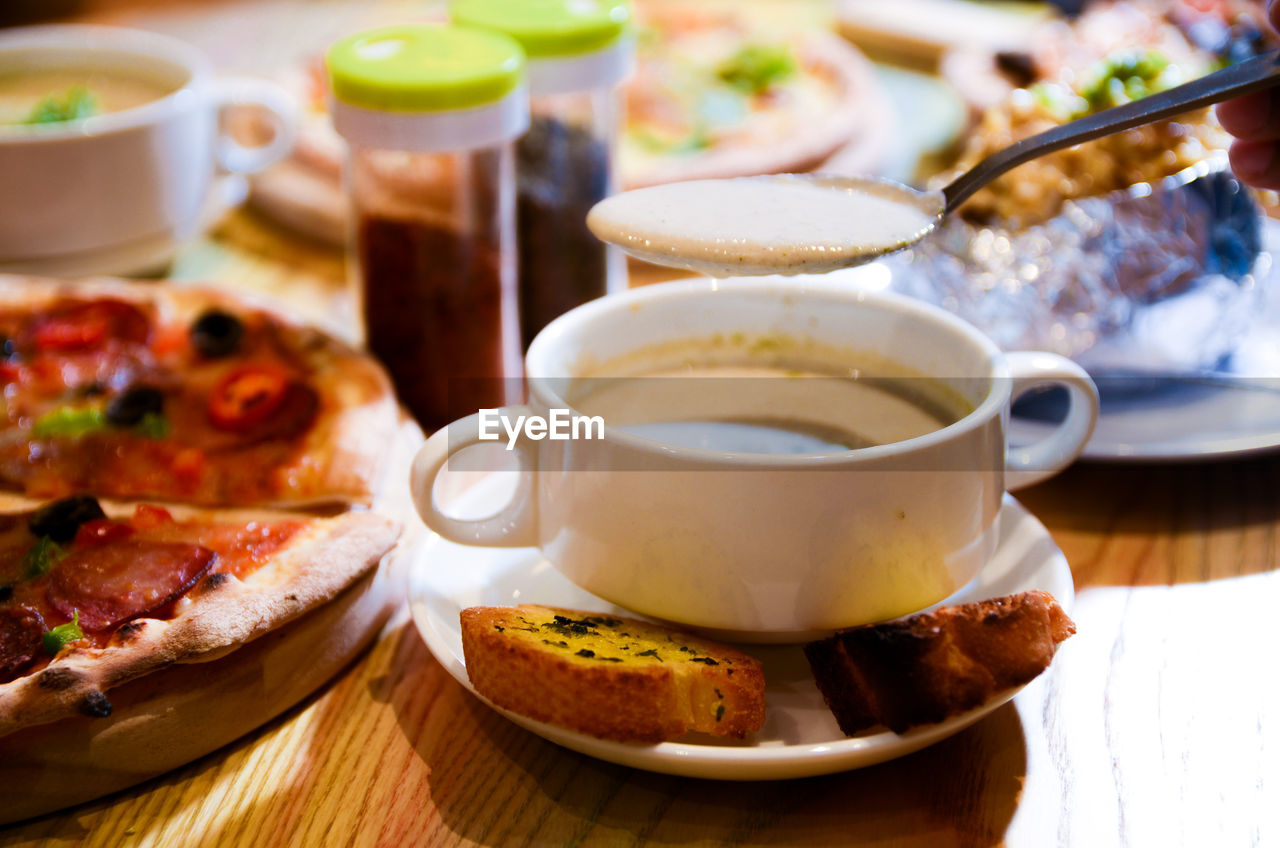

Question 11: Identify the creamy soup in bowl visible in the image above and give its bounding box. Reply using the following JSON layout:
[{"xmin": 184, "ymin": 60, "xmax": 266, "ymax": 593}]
[
  {"xmin": 0, "ymin": 67, "xmax": 177, "ymax": 126},
  {"xmin": 0, "ymin": 37, "xmax": 191, "ymax": 137},
  {"xmin": 0, "ymin": 25, "xmax": 296, "ymax": 274}
]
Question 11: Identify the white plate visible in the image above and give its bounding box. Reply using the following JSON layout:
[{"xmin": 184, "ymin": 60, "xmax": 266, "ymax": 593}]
[
  {"xmin": 1009, "ymin": 372, "xmax": 1280, "ymax": 462},
  {"xmin": 1004, "ymin": 266, "xmax": 1280, "ymax": 461},
  {"xmin": 408, "ymin": 486, "xmax": 1074, "ymax": 781},
  {"xmin": 1002, "ymin": 217, "xmax": 1280, "ymax": 462}
]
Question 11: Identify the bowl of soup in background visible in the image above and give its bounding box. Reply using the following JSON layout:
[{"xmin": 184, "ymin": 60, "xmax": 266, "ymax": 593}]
[{"xmin": 0, "ymin": 25, "xmax": 297, "ymax": 274}]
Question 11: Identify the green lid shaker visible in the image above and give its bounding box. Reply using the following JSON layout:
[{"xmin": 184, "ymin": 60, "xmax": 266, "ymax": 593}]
[
  {"xmin": 327, "ymin": 24, "xmax": 528, "ymax": 430},
  {"xmin": 450, "ymin": 0, "xmax": 633, "ymax": 350}
]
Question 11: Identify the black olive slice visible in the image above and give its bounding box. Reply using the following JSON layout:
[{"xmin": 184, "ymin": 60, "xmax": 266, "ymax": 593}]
[
  {"xmin": 28, "ymin": 495, "xmax": 107, "ymax": 543},
  {"xmin": 994, "ymin": 51, "xmax": 1037, "ymax": 88},
  {"xmin": 190, "ymin": 309, "xmax": 245, "ymax": 358},
  {"xmin": 106, "ymin": 386, "xmax": 165, "ymax": 427}
]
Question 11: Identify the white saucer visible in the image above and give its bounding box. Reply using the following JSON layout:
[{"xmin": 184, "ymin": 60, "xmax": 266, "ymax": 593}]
[{"xmin": 408, "ymin": 489, "xmax": 1074, "ymax": 781}]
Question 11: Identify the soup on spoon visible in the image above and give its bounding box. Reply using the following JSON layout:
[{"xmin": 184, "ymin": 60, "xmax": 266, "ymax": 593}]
[{"xmin": 586, "ymin": 174, "xmax": 944, "ymax": 277}]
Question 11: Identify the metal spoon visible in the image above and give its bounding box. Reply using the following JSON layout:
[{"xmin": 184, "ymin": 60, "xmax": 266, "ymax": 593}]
[{"xmin": 588, "ymin": 48, "xmax": 1280, "ymax": 277}]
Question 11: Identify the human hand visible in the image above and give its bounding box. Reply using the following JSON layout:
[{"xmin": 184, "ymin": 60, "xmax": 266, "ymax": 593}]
[{"xmin": 1217, "ymin": 2, "xmax": 1280, "ymax": 188}]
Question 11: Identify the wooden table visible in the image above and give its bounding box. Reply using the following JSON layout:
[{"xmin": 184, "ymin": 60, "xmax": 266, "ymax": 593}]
[
  {"xmin": 3, "ymin": 412, "xmax": 1276, "ymax": 846},
  {"xmin": 4, "ymin": 3, "xmax": 1279, "ymax": 846}
]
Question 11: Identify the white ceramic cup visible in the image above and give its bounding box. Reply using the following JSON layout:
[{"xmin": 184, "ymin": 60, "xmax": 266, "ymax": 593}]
[
  {"xmin": 411, "ymin": 278, "xmax": 1099, "ymax": 641},
  {"xmin": 0, "ymin": 25, "xmax": 297, "ymax": 272}
]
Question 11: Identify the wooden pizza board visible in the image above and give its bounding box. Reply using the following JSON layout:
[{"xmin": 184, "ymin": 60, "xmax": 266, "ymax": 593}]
[{"xmin": 0, "ymin": 420, "xmax": 425, "ymax": 826}]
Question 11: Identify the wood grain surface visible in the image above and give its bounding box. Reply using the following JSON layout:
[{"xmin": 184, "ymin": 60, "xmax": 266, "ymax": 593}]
[
  {"xmin": 2, "ymin": 1, "xmax": 1277, "ymax": 845},
  {"xmin": 2, "ymin": 455, "xmax": 1277, "ymax": 847}
]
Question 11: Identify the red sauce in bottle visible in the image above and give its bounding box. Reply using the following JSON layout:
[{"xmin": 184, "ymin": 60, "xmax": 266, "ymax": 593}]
[{"xmin": 358, "ymin": 214, "xmax": 508, "ymax": 431}]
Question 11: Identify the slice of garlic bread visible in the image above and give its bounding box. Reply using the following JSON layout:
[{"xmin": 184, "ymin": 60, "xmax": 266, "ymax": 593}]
[{"xmin": 460, "ymin": 605, "xmax": 766, "ymax": 743}]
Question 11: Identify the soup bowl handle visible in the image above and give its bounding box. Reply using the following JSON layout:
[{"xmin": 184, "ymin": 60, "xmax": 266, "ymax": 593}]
[
  {"xmin": 212, "ymin": 77, "xmax": 299, "ymax": 175},
  {"xmin": 410, "ymin": 408, "xmax": 540, "ymax": 548},
  {"xmin": 1003, "ymin": 351, "xmax": 1099, "ymax": 490}
]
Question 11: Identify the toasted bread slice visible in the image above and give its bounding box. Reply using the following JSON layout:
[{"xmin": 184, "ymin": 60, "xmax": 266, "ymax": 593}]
[
  {"xmin": 804, "ymin": 590, "xmax": 1075, "ymax": 735},
  {"xmin": 460, "ymin": 605, "xmax": 766, "ymax": 743}
]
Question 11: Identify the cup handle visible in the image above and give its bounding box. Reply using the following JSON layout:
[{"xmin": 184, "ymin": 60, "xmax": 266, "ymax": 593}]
[
  {"xmin": 409, "ymin": 408, "xmax": 540, "ymax": 547},
  {"xmin": 1004, "ymin": 351, "xmax": 1099, "ymax": 491},
  {"xmin": 212, "ymin": 78, "xmax": 299, "ymax": 175}
]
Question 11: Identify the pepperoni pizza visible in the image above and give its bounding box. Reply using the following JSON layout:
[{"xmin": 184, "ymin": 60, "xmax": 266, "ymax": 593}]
[
  {"xmin": 0, "ymin": 276, "xmax": 399, "ymax": 507},
  {"xmin": 0, "ymin": 276, "xmax": 408, "ymax": 822},
  {"xmin": 0, "ymin": 495, "xmax": 397, "ymax": 735}
]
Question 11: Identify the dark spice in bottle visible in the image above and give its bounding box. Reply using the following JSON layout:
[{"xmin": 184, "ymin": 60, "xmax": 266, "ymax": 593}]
[
  {"xmin": 358, "ymin": 214, "xmax": 507, "ymax": 431},
  {"xmin": 516, "ymin": 115, "xmax": 611, "ymax": 349}
]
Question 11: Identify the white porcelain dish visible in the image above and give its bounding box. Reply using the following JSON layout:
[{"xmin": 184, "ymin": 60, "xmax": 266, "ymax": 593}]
[
  {"xmin": 408, "ymin": 477, "xmax": 1074, "ymax": 781},
  {"xmin": 1009, "ymin": 372, "xmax": 1280, "ymax": 461},
  {"xmin": 0, "ymin": 25, "xmax": 295, "ymax": 273}
]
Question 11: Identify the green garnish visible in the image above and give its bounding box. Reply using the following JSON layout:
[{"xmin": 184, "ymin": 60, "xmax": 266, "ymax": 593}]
[
  {"xmin": 134, "ymin": 412, "xmax": 170, "ymax": 440},
  {"xmin": 42, "ymin": 611, "xmax": 83, "ymax": 656},
  {"xmin": 1027, "ymin": 50, "xmax": 1185, "ymax": 122},
  {"xmin": 715, "ymin": 704, "xmax": 725, "ymax": 722},
  {"xmin": 23, "ymin": 86, "xmax": 99, "ymax": 125},
  {"xmin": 31, "ymin": 405, "xmax": 171, "ymax": 440},
  {"xmin": 1079, "ymin": 50, "xmax": 1179, "ymax": 114},
  {"xmin": 31, "ymin": 407, "xmax": 108, "ymax": 440},
  {"xmin": 717, "ymin": 44, "xmax": 796, "ymax": 95},
  {"xmin": 22, "ymin": 536, "xmax": 62, "ymax": 579}
]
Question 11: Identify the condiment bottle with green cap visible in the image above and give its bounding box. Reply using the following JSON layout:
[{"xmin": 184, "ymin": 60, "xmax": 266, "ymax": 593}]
[
  {"xmin": 450, "ymin": 0, "xmax": 632, "ymax": 350},
  {"xmin": 327, "ymin": 23, "xmax": 528, "ymax": 431}
]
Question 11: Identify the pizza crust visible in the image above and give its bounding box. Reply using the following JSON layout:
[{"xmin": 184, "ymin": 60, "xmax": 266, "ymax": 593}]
[
  {"xmin": 0, "ymin": 505, "xmax": 400, "ymax": 737},
  {"xmin": 0, "ymin": 416, "xmax": 423, "ymax": 822},
  {"xmin": 0, "ymin": 561, "xmax": 394, "ymax": 825},
  {"xmin": 247, "ymin": 158, "xmax": 347, "ymax": 247},
  {"xmin": 0, "ymin": 274, "xmax": 401, "ymax": 508}
]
